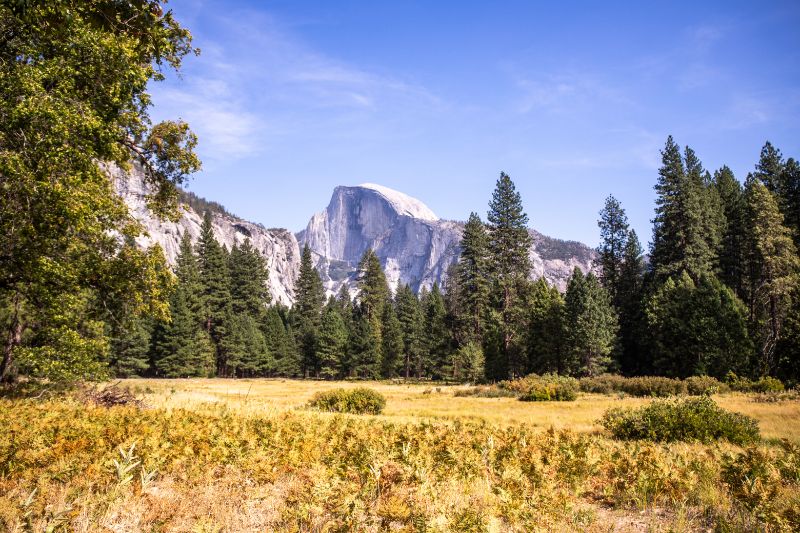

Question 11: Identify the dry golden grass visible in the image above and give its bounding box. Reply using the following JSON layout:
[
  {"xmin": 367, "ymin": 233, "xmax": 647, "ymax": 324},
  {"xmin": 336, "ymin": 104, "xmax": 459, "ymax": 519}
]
[
  {"xmin": 1, "ymin": 379, "xmax": 798, "ymax": 532},
  {"xmin": 121, "ymin": 378, "xmax": 800, "ymax": 441}
]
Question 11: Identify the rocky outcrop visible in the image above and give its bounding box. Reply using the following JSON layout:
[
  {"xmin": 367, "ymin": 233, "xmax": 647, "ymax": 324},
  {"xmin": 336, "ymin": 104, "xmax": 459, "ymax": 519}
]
[
  {"xmin": 115, "ymin": 167, "xmax": 596, "ymax": 305},
  {"xmin": 111, "ymin": 164, "xmax": 301, "ymax": 305},
  {"xmin": 298, "ymin": 184, "xmax": 597, "ymax": 297}
]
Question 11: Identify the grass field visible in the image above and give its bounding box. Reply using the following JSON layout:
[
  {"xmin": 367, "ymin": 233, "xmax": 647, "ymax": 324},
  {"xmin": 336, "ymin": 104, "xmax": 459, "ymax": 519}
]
[
  {"xmin": 1, "ymin": 379, "xmax": 799, "ymax": 532},
  {"xmin": 123, "ymin": 378, "xmax": 800, "ymax": 441}
]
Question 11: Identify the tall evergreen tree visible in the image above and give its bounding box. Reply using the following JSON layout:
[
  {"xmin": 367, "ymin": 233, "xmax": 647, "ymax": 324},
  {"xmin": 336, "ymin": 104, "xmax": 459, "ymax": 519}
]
[
  {"xmin": 264, "ymin": 305, "xmax": 300, "ymax": 376},
  {"xmin": 348, "ymin": 311, "xmax": 380, "ymax": 378},
  {"xmin": 109, "ymin": 317, "xmax": 152, "ymax": 378},
  {"xmin": 597, "ymin": 195, "xmax": 629, "ymax": 303},
  {"xmin": 646, "ymin": 272, "xmax": 751, "ymax": 378},
  {"xmin": 293, "ymin": 244, "xmax": 325, "ymax": 376},
  {"xmin": 650, "ymin": 137, "xmax": 714, "ymax": 281},
  {"xmin": 229, "ymin": 238, "xmax": 271, "ymax": 318},
  {"xmin": 317, "ymin": 304, "xmax": 348, "ymax": 378},
  {"xmin": 381, "ymin": 302, "xmax": 404, "ymax": 378},
  {"xmin": 486, "ymin": 172, "xmax": 533, "ymax": 379},
  {"xmin": 395, "ymin": 283, "xmax": 423, "ymax": 378},
  {"xmin": 714, "ymin": 166, "xmax": 747, "ymax": 297},
  {"xmin": 744, "ymin": 178, "xmax": 800, "ymax": 375},
  {"xmin": 456, "ymin": 213, "xmax": 491, "ymax": 343},
  {"xmin": 616, "ymin": 229, "xmax": 647, "ymax": 374},
  {"xmin": 422, "ymin": 283, "xmax": 451, "ymax": 378},
  {"xmin": 174, "ymin": 231, "xmax": 204, "ymax": 324},
  {"xmin": 563, "ymin": 268, "xmax": 618, "ymax": 376},
  {"xmin": 151, "ymin": 285, "xmax": 215, "ymax": 378},
  {"xmin": 197, "ymin": 212, "xmax": 234, "ymax": 375},
  {"xmin": 526, "ymin": 278, "xmax": 566, "ymax": 374},
  {"xmin": 356, "ymin": 248, "xmax": 390, "ymax": 362}
]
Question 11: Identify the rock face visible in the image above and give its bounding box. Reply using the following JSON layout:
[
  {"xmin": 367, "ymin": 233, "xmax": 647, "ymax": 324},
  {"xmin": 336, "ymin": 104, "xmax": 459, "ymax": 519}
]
[
  {"xmin": 111, "ymin": 164, "xmax": 301, "ymax": 305},
  {"xmin": 115, "ymin": 167, "xmax": 596, "ymax": 305},
  {"xmin": 298, "ymin": 184, "xmax": 597, "ymax": 297}
]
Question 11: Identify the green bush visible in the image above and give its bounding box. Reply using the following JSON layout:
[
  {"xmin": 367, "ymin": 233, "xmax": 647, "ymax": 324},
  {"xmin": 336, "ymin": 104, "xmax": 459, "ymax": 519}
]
[
  {"xmin": 600, "ymin": 396, "xmax": 760, "ymax": 445},
  {"xmin": 507, "ymin": 374, "xmax": 579, "ymax": 402},
  {"xmin": 579, "ymin": 374, "xmax": 689, "ymax": 397},
  {"xmin": 578, "ymin": 373, "xmax": 628, "ymax": 394},
  {"xmin": 621, "ymin": 376, "xmax": 687, "ymax": 397},
  {"xmin": 685, "ymin": 375, "xmax": 728, "ymax": 395},
  {"xmin": 725, "ymin": 372, "xmax": 785, "ymax": 393},
  {"xmin": 308, "ymin": 387, "xmax": 386, "ymax": 415}
]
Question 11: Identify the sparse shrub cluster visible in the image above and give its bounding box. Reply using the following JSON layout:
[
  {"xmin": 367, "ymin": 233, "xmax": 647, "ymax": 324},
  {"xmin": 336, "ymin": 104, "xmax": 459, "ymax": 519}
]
[
  {"xmin": 725, "ymin": 372, "xmax": 785, "ymax": 393},
  {"xmin": 499, "ymin": 373, "xmax": 579, "ymax": 401},
  {"xmin": 580, "ymin": 374, "xmax": 736, "ymax": 397},
  {"xmin": 307, "ymin": 387, "xmax": 386, "ymax": 414},
  {"xmin": 600, "ymin": 396, "xmax": 760, "ymax": 445},
  {"xmin": 579, "ymin": 374, "xmax": 686, "ymax": 397}
]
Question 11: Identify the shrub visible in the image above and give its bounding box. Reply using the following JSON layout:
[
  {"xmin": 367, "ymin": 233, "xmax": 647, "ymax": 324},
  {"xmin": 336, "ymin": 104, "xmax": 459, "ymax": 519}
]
[
  {"xmin": 685, "ymin": 375, "xmax": 728, "ymax": 395},
  {"xmin": 505, "ymin": 374, "xmax": 578, "ymax": 402},
  {"xmin": 621, "ymin": 376, "xmax": 687, "ymax": 397},
  {"xmin": 579, "ymin": 374, "xmax": 627, "ymax": 394},
  {"xmin": 600, "ymin": 396, "xmax": 760, "ymax": 445},
  {"xmin": 725, "ymin": 372, "xmax": 785, "ymax": 393},
  {"xmin": 307, "ymin": 387, "xmax": 386, "ymax": 415}
]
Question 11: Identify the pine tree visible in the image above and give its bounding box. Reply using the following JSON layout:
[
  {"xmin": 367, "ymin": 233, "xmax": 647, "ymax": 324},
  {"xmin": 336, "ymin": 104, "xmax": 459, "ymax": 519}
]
[
  {"xmin": 526, "ymin": 278, "xmax": 566, "ymax": 374},
  {"xmin": 317, "ymin": 304, "xmax": 348, "ymax": 379},
  {"xmin": 714, "ymin": 166, "xmax": 747, "ymax": 297},
  {"xmin": 650, "ymin": 137, "xmax": 714, "ymax": 281},
  {"xmin": 422, "ymin": 282, "xmax": 451, "ymax": 379},
  {"xmin": 646, "ymin": 272, "xmax": 751, "ymax": 378},
  {"xmin": 597, "ymin": 195, "xmax": 629, "ymax": 303},
  {"xmin": 293, "ymin": 244, "xmax": 325, "ymax": 376},
  {"xmin": 264, "ymin": 305, "xmax": 300, "ymax": 376},
  {"xmin": 356, "ymin": 248, "xmax": 390, "ymax": 368},
  {"xmin": 456, "ymin": 213, "xmax": 491, "ymax": 343},
  {"xmin": 563, "ymin": 268, "xmax": 618, "ymax": 376},
  {"xmin": 781, "ymin": 158, "xmax": 800, "ymax": 247},
  {"xmin": 348, "ymin": 311, "xmax": 380, "ymax": 378},
  {"xmin": 616, "ymin": 229, "xmax": 647, "ymax": 374},
  {"xmin": 109, "ymin": 317, "xmax": 152, "ymax": 378},
  {"xmin": 175, "ymin": 231, "xmax": 204, "ymax": 324},
  {"xmin": 229, "ymin": 238, "xmax": 271, "ymax": 318},
  {"xmin": 151, "ymin": 285, "xmax": 215, "ymax": 378},
  {"xmin": 744, "ymin": 178, "xmax": 800, "ymax": 375},
  {"xmin": 395, "ymin": 283, "xmax": 423, "ymax": 378},
  {"xmin": 196, "ymin": 212, "xmax": 234, "ymax": 375},
  {"xmin": 381, "ymin": 302, "xmax": 404, "ymax": 378},
  {"xmin": 486, "ymin": 172, "xmax": 533, "ymax": 379}
]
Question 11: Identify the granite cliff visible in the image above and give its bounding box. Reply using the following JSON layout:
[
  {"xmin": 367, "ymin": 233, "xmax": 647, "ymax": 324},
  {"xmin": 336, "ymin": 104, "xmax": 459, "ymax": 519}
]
[{"xmin": 115, "ymin": 169, "xmax": 596, "ymax": 304}]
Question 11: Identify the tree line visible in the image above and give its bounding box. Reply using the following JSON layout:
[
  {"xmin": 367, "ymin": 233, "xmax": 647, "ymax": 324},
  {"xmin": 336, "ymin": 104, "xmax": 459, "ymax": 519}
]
[{"xmin": 109, "ymin": 137, "xmax": 800, "ymax": 383}]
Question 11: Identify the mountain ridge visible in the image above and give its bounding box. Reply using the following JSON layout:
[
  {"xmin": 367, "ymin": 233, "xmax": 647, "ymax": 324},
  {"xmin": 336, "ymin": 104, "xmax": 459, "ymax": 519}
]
[{"xmin": 114, "ymin": 168, "xmax": 597, "ymax": 304}]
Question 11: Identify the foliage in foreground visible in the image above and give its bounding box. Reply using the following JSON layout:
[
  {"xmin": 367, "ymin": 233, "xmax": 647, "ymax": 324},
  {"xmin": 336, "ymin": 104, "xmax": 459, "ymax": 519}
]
[
  {"xmin": 0, "ymin": 399, "xmax": 798, "ymax": 531},
  {"xmin": 307, "ymin": 387, "xmax": 386, "ymax": 414},
  {"xmin": 600, "ymin": 396, "xmax": 761, "ymax": 445}
]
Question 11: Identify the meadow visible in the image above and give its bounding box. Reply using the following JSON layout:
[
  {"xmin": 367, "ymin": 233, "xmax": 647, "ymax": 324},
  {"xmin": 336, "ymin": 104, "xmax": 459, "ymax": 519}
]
[{"xmin": 1, "ymin": 379, "xmax": 799, "ymax": 532}]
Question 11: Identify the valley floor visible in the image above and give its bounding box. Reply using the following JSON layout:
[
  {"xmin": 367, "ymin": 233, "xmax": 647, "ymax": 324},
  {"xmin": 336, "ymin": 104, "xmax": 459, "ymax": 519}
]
[{"xmin": 1, "ymin": 379, "xmax": 798, "ymax": 532}]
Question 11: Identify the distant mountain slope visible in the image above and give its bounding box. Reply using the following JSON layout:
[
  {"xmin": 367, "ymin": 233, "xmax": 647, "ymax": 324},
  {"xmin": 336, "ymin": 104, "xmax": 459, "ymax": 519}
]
[
  {"xmin": 115, "ymin": 168, "xmax": 596, "ymax": 304},
  {"xmin": 111, "ymin": 164, "xmax": 301, "ymax": 305},
  {"xmin": 298, "ymin": 184, "xmax": 597, "ymax": 296}
]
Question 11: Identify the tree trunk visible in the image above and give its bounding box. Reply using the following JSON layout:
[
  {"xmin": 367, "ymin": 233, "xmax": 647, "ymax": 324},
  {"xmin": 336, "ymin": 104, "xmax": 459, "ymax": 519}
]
[{"xmin": 1, "ymin": 293, "xmax": 22, "ymax": 383}]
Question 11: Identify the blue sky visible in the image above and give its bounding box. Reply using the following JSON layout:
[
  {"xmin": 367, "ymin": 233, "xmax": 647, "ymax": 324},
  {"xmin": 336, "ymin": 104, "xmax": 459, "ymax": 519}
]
[{"xmin": 150, "ymin": 0, "xmax": 800, "ymax": 246}]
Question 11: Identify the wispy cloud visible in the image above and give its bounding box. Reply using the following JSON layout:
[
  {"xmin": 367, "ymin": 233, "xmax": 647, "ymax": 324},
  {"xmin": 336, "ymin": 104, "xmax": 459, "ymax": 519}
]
[{"xmin": 150, "ymin": 4, "xmax": 442, "ymax": 162}]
